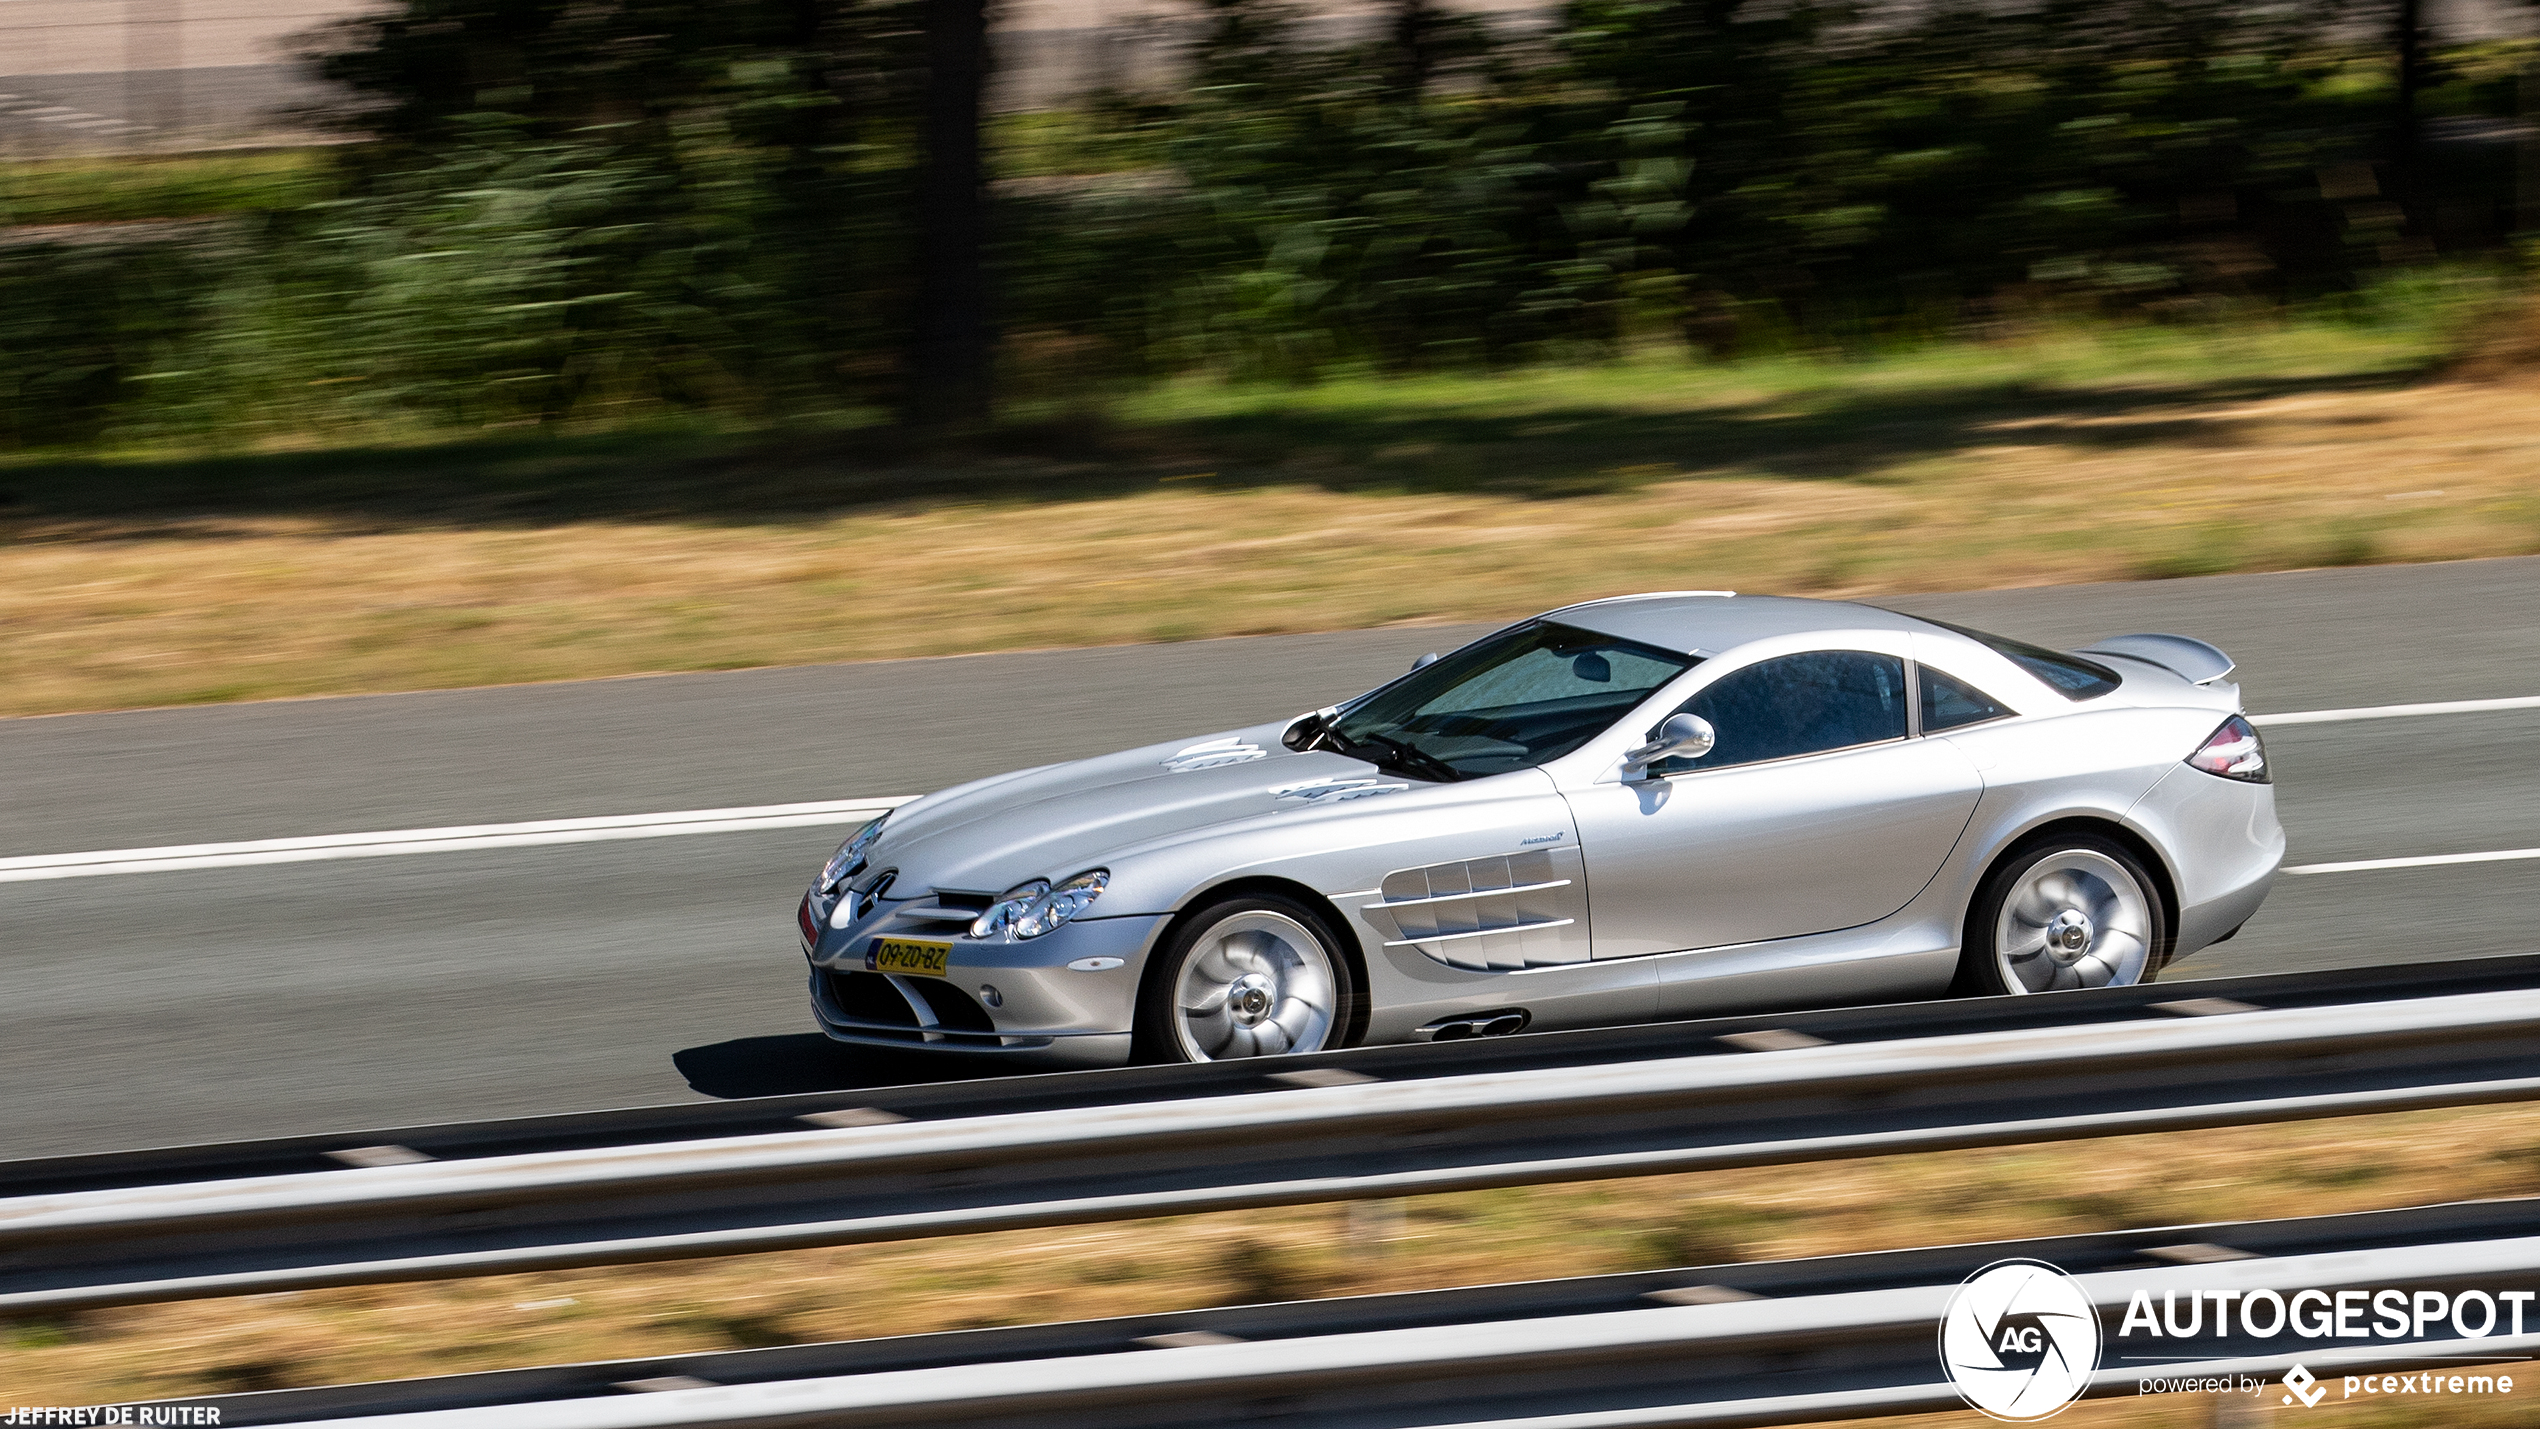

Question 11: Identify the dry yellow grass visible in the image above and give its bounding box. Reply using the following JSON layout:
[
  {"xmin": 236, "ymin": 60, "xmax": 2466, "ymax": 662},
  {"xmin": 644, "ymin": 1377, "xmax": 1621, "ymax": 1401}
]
[
  {"xmin": 9, "ymin": 1102, "xmax": 2540, "ymax": 1418},
  {"xmin": 3, "ymin": 370, "xmax": 2538, "ymax": 717}
]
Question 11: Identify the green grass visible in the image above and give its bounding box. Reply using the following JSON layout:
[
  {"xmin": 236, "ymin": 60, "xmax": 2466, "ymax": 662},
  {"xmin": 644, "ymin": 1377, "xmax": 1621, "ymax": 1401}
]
[
  {"xmin": 9, "ymin": 270, "xmax": 2495, "ymax": 520},
  {"xmin": 0, "ymin": 148, "xmax": 339, "ymax": 226},
  {"xmin": 1118, "ymin": 289, "xmax": 2491, "ymax": 431}
]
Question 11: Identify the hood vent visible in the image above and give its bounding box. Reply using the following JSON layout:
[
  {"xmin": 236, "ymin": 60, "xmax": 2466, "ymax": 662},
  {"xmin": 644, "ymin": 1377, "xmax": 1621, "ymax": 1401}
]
[{"xmin": 1163, "ymin": 736, "xmax": 1268, "ymax": 773}]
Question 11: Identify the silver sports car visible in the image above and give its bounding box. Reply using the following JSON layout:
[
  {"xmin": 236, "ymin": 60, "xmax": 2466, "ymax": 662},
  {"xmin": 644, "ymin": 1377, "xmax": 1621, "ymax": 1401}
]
[{"xmin": 798, "ymin": 593, "xmax": 2282, "ymax": 1065}]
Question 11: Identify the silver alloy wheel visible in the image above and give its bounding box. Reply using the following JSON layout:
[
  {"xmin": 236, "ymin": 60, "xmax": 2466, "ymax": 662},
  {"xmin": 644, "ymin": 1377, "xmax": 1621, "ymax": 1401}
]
[
  {"xmin": 1169, "ymin": 910, "xmax": 1339, "ymax": 1061},
  {"xmin": 1993, "ymin": 849, "xmax": 2154, "ymax": 993}
]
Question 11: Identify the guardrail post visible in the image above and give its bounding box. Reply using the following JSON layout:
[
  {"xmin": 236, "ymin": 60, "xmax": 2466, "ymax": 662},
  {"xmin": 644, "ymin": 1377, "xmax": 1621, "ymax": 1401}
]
[
  {"xmin": 2210, "ymin": 1391, "xmax": 2263, "ymax": 1427},
  {"xmin": 1347, "ymin": 1198, "xmax": 1405, "ymax": 1250}
]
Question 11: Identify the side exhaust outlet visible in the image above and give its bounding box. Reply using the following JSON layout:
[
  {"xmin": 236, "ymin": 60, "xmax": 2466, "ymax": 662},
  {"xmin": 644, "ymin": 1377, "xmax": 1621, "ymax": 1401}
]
[{"xmin": 1417, "ymin": 1009, "xmax": 1532, "ymax": 1042}]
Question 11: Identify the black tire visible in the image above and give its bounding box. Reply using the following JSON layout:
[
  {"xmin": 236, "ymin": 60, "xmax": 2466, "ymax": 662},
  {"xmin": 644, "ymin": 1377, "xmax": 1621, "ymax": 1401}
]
[
  {"xmin": 1954, "ymin": 831, "xmax": 2169, "ymax": 997},
  {"xmin": 1134, "ymin": 892, "xmax": 1358, "ymax": 1064}
]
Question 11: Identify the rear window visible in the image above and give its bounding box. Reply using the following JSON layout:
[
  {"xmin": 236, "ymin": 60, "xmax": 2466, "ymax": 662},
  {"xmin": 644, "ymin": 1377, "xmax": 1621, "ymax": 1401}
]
[
  {"xmin": 1911, "ymin": 617, "xmax": 2121, "ymax": 702},
  {"xmin": 1919, "ymin": 667, "xmax": 2011, "ymax": 731}
]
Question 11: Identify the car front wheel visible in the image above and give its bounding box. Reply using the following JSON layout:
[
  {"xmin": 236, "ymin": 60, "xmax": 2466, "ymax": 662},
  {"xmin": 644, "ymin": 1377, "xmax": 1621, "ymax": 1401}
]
[
  {"xmin": 1136, "ymin": 894, "xmax": 1352, "ymax": 1063},
  {"xmin": 1958, "ymin": 833, "xmax": 2167, "ymax": 995}
]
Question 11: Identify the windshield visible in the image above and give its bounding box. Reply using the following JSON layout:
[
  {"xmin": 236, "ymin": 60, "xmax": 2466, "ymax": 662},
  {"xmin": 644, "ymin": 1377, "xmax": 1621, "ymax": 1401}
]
[{"xmin": 1314, "ymin": 621, "xmax": 1697, "ymax": 781}]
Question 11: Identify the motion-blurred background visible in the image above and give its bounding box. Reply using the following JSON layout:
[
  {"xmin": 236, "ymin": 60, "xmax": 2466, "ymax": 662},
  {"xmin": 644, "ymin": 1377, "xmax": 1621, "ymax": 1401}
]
[
  {"xmin": 2, "ymin": 0, "xmax": 2536, "ymax": 445},
  {"xmin": 9, "ymin": 5, "xmax": 2540, "ymax": 1414}
]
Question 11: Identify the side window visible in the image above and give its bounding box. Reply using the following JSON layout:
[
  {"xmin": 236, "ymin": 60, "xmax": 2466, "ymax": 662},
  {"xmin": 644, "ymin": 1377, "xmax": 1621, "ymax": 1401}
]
[
  {"xmin": 1920, "ymin": 666, "xmax": 2011, "ymax": 732},
  {"xmin": 1653, "ymin": 651, "xmax": 1909, "ymax": 774}
]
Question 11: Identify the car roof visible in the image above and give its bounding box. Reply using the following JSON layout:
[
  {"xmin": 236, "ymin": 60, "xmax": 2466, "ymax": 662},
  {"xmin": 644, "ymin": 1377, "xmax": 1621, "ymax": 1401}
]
[{"xmin": 1542, "ymin": 592, "xmax": 1932, "ymax": 657}]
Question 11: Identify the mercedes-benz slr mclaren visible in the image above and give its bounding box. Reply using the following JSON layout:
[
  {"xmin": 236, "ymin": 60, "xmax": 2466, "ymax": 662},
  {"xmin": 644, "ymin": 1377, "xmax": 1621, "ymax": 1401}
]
[{"xmin": 796, "ymin": 593, "xmax": 2282, "ymax": 1065}]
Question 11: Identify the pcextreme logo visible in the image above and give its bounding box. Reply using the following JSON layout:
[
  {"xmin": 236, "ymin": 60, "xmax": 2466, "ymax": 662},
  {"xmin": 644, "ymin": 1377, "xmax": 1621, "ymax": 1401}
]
[
  {"xmin": 2284, "ymin": 1364, "xmax": 2327, "ymax": 1407},
  {"xmin": 1939, "ymin": 1259, "xmax": 2102, "ymax": 1421}
]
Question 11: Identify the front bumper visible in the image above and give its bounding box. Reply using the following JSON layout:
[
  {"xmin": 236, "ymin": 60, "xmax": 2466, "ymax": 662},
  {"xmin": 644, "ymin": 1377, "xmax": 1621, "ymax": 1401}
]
[{"xmin": 804, "ymin": 896, "xmax": 1161, "ymax": 1066}]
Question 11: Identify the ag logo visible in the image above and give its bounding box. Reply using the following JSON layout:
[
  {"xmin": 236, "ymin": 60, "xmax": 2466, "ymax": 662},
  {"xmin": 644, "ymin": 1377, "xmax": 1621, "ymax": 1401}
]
[{"xmin": 1939, "ymin": 1259, "xmax": 2101, "ymax": 1420}]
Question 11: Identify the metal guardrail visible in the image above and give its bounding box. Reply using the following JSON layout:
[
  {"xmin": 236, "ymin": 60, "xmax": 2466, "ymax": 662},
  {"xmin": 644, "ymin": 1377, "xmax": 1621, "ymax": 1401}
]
[
  {"xmin": 12, "ymin": 983, "xmax": 2540, "ymax": 1312},
  {"xmin": 16, "ymin": 951, "xmax": 2540, "ymax": 1201},
  {"xmin": 169, "ymin": 1197, "xmax": 2540, "ymax": 1427},
  {"xmin": 195, "ymin": 1195, "xmax": 2540, "ymax": 1425}
]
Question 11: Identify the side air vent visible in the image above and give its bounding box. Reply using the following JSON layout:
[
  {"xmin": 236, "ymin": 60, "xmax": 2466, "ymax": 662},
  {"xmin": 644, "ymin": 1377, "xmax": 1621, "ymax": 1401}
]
[{"xmin": 1361, "ymin": 848, "xmax": 1589, "ymax": 972}]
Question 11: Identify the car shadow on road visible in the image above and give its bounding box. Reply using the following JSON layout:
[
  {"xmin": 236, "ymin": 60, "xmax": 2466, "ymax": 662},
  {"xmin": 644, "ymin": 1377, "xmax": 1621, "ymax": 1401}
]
[{"xmin": 673, "ymin": 1033, "xmax": 990, "ymax": 1099}]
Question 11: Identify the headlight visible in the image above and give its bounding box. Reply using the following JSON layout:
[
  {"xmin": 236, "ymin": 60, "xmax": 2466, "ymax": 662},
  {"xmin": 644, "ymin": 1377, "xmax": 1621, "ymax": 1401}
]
[
  {"xmin": 971, "ymin": 869, "xmax": 1109, "ymax": 940},
  {"xmin": 970, "ymin": 880, "xmax": 1049, "ymax": 939},
  {"xmin": 819, "ymin": 813, "xmax": 891, "ymax": 891},
  {"xmin": 1016, "ymin": 869, "xmax": 1109, "ymax": 938}
]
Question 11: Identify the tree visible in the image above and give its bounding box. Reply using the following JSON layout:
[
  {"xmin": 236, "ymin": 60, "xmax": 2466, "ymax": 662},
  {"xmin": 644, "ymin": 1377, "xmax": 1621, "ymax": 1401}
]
[
  {"xmin": 907, "ymin": 0, "xmax": 994, "ymax": 428},
  {"xmin": 2392, "ymin": 0, "xmax": 2427, "ymax": 231}
]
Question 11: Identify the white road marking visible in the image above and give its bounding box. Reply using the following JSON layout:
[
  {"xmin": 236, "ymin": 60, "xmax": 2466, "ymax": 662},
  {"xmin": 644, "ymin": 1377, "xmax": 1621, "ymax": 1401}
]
[
  {"xmin": 2261, "ymin": 695, "xmax": 2540, "ymax": 878},
  {"xmin": 3, "ymin": 690, "xmax": 2533, "ymax": 882},
  {"xmin": 2252, "ymin": 695, "xmax": 2540, "ymax": 727},
  {"xmin": 0, "ymin": 798, "xmax": 919, "ymax": 883},
  {"xmin": 2286, "ymin": 848, "xmax": 2540, "ymax": 877}
]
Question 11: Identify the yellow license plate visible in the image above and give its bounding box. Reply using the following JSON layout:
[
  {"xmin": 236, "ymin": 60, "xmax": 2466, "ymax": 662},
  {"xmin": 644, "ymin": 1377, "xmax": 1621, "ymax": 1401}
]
[{"xmin": 870, "ymin": 936, "xmax": 952, "ymax": 977}]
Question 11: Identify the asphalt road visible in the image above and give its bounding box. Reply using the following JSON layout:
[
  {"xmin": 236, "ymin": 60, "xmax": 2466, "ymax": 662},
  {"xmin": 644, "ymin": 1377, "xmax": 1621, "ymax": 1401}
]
[{"xmin": 3, "ymin": 557, "xmax": 2536, "ymax": 1159}]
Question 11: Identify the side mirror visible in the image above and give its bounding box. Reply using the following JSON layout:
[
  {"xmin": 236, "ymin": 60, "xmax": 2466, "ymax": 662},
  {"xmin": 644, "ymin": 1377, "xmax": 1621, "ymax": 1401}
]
[
  {"xmin": 1622, "ymin": 713, "xmax": 1716, "ymax": 775},
  {"xmin": 1281, "ymin": 705, "xmax": 1341, "ymax": 752},
  {"xmin": 1412, "ymin": 652, "xmax": 1440, "ymax": 671}
]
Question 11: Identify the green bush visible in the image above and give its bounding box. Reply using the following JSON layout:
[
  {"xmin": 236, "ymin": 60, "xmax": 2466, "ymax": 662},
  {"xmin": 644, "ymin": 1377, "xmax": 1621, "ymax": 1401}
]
[
  {"xmin": 0, "ymin": 233, "xmax": 223, "ymax": 447},
  {"xmin": 0, "ymin": 0, "xmax": 2528, "ymax": 450}
]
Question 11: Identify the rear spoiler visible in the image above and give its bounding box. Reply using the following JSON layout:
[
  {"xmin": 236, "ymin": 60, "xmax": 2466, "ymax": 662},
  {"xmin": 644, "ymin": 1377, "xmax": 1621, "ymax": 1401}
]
[{"xmin": 2076, "ymin": 633, "xmax": 2236, "ymax": 685}]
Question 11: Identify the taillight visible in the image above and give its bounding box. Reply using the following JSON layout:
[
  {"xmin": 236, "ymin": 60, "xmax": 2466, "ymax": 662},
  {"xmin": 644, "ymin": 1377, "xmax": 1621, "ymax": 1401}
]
[{"xmin": 2186, "ymin": 714, "xmax": 2269, "ymax": 783}]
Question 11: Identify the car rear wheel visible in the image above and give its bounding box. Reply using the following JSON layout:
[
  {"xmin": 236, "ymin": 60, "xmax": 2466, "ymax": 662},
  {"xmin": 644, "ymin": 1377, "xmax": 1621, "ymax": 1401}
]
[
  {"xmin": 1136, "ymin": 895, "xmax": 1352, "ymax": 1063},
  {"xmin": 1958, "ymin": 834, "xmax": 2166, "ymax": 996}
]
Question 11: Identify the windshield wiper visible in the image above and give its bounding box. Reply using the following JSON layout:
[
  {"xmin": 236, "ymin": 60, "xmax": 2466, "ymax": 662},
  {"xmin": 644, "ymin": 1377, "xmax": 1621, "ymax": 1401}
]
[{"xmin": 1329, "ymin": 728, "xmax": 1463, "ymax": 784}]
